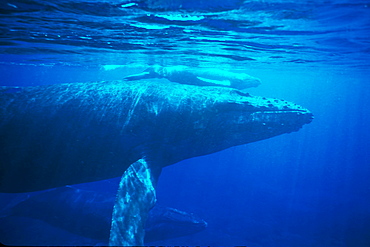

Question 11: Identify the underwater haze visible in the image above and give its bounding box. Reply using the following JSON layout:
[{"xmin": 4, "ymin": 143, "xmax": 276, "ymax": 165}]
[{"xmin": 1, "ymin": 0, "xmax": 370, "ymax": 246}]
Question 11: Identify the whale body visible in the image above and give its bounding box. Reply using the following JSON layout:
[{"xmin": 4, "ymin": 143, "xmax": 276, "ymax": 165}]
[
  {"xmin": 0, "ymin": 80, "xmax": 311, "ymax": 193},
  {"xmin": 0, "ymin": 79, "xmax": 312, "ymax": 245},
  {"xmin": 124, "ymin": 65, "xmax": 261, "ymax": 90}
]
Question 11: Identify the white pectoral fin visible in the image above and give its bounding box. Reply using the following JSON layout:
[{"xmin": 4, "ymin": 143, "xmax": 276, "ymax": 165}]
[
  {"xmin": 109, "ymin": 159, "xmax": 160, "ymax": 246},
  {"xmin": 196, "ymin": 76, "xmax": 231, "ymax": 87},
  {"xmin": 123, "ymin": 71, "xmax": 152, "ymax": 81}
]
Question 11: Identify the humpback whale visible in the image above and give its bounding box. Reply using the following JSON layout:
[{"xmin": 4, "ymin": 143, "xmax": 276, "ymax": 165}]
[
  {"xmin": 0, "ymin": 186, "xmax": 207, "ymax": 245},
  {"xmin": 123, "ymin": 65, "xmax": 261, "ymax": 90},
  {"xmin": 0, "ymin": 79, "xmax": 312, "ymax": 245}
]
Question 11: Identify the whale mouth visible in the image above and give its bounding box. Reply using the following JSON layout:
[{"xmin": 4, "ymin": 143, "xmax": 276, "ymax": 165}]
[
  {"xmin": 254, "ymin": 109, "xmax": 311, "ymax": 114},
  {"xmin": 250, "ymin": 108, "xmax": 313, "ymax": 120},
  {"xmin": 241, "ymin": 98, "xmax": 314, "ymax": 125},
  {"xmin": 255, "ymin": 109, "xmax": 314, "ymax": 120}
]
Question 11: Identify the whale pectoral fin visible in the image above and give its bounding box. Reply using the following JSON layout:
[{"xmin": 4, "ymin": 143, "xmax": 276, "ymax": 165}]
[
  {"xmin": 123, "ymin": 71, "xmax": 153, "ymax": 81},
  {"xmin": 109, "ymin": 159, "xmax": 161, "ymax": 246},
  {"xmin": 196, "ymin": 76, "xmax": 231, "ymax": 87}
]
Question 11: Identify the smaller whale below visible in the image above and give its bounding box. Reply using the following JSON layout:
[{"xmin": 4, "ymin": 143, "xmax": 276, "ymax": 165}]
[
  {"xmin": 123, "ymin": 65, "xmax": 261, "ymax": 90},
  {"xmin": 0, "ymin": 185, "xmax": 207, "ymax": 245}
]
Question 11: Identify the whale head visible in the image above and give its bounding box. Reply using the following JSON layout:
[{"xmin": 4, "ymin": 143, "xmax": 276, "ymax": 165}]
[{"xmin": 139, "ymin": 81, "xmax": 313, "ymax": 165}]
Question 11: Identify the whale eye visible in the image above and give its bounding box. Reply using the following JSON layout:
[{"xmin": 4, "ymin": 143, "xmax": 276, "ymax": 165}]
[{"xmin": 231, "ymin": 90, "xmax": 250, "ymax": 97}]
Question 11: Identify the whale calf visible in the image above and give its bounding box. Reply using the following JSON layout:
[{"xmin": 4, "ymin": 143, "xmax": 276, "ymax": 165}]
[
  {"xmin": 123, "ymin": 65, "xmax": 261, "ymax": 90},
  {"xmin": 0, "ymin": 79, "xmax": 312, "ymax": 245}
]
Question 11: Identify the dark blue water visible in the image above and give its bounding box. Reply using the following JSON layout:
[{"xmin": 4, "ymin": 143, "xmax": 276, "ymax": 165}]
[{"xmin": 1, "ymin": 0, "xmax": 370, "ymax": 246}]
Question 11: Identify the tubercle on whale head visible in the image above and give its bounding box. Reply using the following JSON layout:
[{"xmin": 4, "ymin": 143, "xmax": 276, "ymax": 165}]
[{"xmin": 202, "ymin": 89, "xmax": 313, "ymax": 145}]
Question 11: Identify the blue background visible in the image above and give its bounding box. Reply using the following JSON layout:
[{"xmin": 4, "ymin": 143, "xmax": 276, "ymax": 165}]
[{"xmin": 1, "ymin": 0, "xmax": 370, "ymax": 246}]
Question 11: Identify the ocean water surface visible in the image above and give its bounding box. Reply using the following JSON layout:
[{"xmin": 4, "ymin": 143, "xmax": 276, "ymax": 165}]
[{"xmin": 0, "ymin": 0, "xmax": 369, "ymax": 246}]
